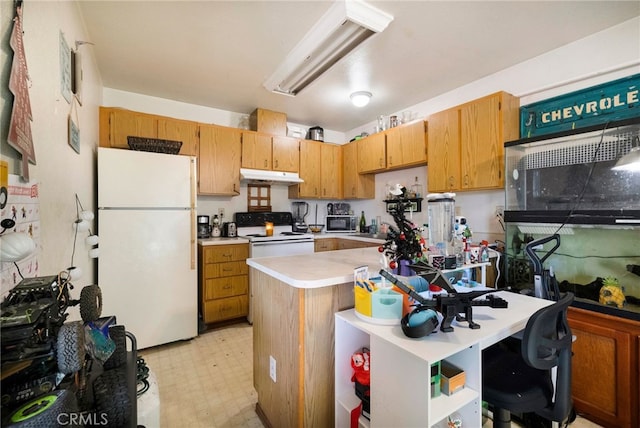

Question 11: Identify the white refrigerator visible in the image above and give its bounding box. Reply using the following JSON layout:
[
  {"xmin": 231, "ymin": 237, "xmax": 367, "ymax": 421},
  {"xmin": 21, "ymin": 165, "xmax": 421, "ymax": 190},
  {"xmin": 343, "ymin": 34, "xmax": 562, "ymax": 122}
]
[{"xmin": 98, "ymin": 147, "xmax": 198, "ymax": 349}]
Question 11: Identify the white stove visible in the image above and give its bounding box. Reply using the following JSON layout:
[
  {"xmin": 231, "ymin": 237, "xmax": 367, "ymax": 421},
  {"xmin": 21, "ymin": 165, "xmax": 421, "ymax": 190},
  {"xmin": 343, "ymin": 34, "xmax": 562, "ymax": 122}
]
[
  {"xmin": 235, "ymin": 212, "xmax": 315, "ymax": 324},
  {"xmin": 235, "ymin": 212, "xmax": 314, "ymax": 257}
]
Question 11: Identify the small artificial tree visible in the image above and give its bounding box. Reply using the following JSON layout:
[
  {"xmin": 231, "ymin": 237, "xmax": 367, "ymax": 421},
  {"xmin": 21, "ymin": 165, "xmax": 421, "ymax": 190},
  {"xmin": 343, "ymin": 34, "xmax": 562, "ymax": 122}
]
[{"xmin": 378, "ymin": 189, "xmax": 426, "ymax": 272}]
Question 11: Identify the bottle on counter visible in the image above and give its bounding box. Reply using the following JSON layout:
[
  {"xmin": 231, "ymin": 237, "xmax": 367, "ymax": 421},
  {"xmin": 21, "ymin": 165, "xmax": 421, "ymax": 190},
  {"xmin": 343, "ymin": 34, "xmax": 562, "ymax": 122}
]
[{"xmin": 359, "ymin": 211, "xmax": 367, "ymax": 233}]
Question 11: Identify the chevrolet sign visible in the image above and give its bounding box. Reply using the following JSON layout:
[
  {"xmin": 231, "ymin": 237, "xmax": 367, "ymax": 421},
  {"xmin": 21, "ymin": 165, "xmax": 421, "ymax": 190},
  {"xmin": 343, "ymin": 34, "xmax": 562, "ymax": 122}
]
[{"xmin": 520, "ymin": 73, "xmax": 640, "ymax": 138}]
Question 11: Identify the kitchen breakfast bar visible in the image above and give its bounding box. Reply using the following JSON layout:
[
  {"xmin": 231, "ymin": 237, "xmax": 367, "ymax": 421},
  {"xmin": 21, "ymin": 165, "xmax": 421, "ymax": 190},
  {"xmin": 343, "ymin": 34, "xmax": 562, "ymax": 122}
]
[{"xmin": 247, "ymin": 247, "xmax": 381, "ymax": 428}]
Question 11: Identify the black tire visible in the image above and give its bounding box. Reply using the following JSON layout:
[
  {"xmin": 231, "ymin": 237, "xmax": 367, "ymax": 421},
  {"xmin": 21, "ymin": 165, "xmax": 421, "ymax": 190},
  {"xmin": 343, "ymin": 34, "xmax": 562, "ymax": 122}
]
[
  {"xmin": 0, "ymin": 187, "xmax": 7, "ymax": 209},
  {"xmin": 5, "ymin": 389, "xmax": 81, "ymax": 427},
  {"xmin": 102, "ymin": 326, "xmax": 127, "ymax": 370},
  {"xmin": 79, "ymin": 285, "xmax": 102, "ymax": 322},
  {"xmin": 93, "ymin": 368, "xmax": 131, "ymax": 428},
  {"xmin": 56, "ymin": 321, "xmax": 86, "ymax": 375}
]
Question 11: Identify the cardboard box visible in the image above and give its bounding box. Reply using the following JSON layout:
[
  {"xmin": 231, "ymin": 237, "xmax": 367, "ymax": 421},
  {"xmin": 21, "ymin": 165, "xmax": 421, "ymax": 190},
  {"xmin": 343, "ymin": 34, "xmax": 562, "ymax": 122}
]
[
  {"xmin": 440, "ymin": 360, "xmax": 465, "ymax": 395},
  {"xmin": 249, "ymin": 108, "xmax": 287, "ymax": 136}
]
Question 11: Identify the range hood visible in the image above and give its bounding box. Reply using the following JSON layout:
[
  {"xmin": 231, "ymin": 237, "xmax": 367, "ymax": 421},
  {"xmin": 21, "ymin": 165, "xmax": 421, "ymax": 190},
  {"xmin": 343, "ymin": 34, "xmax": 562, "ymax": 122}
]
[{"xmin": 240, "ymin": 168, "xmax": 304, "ymax": 184}]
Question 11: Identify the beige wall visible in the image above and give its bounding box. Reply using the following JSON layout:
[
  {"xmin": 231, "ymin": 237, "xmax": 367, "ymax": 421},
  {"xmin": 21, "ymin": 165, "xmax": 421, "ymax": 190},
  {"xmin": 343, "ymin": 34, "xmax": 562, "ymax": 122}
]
[{"xmin": 1, "ymin": 1, "xmax": 103, "ymax": 320}]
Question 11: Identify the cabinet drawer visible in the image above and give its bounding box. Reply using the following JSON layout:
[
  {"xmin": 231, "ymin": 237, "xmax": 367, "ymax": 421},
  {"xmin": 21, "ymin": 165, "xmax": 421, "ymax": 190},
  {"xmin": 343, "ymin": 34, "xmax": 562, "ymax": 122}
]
[
  {"xmin": 203, "ymin": 295, "xmax": 248, "ymax": 323},
  {"xmin": 204, "ymin": 261, "xmax": 248, "ymax": 279},
  {"xmin": 204, "ymin": 275, "xmax": 248, "ymax": 300},
  {"xmin": 203, "ymin": 245, "xmax": 249, "ymax": 263}
]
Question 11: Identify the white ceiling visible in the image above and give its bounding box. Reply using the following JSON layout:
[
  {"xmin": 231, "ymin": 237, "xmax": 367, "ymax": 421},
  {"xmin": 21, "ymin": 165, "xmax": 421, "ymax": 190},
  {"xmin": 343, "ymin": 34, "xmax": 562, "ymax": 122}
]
[{"xmin": 78, "ymin": 1, "xmax": 640, "ymax": 132}]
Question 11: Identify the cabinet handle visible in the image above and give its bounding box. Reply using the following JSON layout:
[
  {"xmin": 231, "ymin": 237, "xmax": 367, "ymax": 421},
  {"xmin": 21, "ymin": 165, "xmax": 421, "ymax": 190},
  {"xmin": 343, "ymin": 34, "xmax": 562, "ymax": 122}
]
[
  {"xmin": 389, "ymin": 156, "xmax": 393, "ymax": 165},
  {"xmin": 379, "ymin": 158, "xmax": 383, "ymax": 167},
  {"xmin": 222, "ymin": 268, "xmax": 233, "ymax": 272},
  {"xmin": 264, "ymin": 160, "xmax": 267, "ymax": 167},
  {"xmin": 223, "ymin": 284, "xmax": 232, "ymax": 289},
  {"xmin": 275, "ymin": 159, "xmax": 279, "ymax": 168}
]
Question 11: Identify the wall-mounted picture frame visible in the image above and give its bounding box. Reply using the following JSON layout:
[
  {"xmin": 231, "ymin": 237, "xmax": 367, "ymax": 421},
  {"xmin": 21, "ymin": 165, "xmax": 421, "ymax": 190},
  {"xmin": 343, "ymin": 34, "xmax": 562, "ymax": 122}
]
[
  {"xmin": 68, "ymin": 115, "xmax": 80, "ymax": 154},
  {"xmin": 71, "ymin": 49, "xmax": 83, "ymax": 105},
  {"xmin": 59, "ymin": 31, "xmax": 71, "ymax": 104}
]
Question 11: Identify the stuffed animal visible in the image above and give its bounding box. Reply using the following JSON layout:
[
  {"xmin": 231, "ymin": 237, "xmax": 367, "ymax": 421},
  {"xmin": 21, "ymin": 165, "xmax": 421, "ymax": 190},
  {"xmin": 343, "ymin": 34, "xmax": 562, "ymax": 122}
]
[{"xmin": 351, "ymin": 350, "xmax": 370, "ymax": 386}]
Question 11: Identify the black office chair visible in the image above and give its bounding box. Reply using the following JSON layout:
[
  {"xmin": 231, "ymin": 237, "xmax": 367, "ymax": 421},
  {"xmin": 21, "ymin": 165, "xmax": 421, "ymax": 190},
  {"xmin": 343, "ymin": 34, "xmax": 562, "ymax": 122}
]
[{"xmin": 482, "ymin": 292, "xmax": 574, "ymax": 428}]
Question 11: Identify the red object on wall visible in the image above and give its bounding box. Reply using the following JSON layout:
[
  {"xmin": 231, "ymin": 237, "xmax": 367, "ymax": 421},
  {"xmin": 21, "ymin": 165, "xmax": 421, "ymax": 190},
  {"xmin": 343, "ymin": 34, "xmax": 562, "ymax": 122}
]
[{"xmin": 8, "ymin": 5, "xmax": 36, "ymax": 180}]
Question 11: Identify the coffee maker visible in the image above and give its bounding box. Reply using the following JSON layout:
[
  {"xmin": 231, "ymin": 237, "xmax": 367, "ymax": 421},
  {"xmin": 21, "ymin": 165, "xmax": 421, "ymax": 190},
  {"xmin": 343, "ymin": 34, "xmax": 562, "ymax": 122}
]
[
  {"xmin": 197, "ymin": 215, "xmax": 211, "ymax": 238},
  {"xmin": 292, "ymin": 201, "xmax": 309, "ymax": 233}
]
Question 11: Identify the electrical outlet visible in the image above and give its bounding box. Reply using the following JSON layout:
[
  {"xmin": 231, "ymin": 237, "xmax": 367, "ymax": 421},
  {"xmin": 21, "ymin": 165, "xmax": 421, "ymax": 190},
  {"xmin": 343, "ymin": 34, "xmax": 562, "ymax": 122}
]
[
  {"xmin": 218, "ymin": 207, "xmax": 225, "ymax": 219},
  {"xmin": 269, "ymin": 355, "xmax": 276, "ymax": 382},
  {"xmin": 495, "ymin": 205, "xmax": 504, "ymax": 217}
]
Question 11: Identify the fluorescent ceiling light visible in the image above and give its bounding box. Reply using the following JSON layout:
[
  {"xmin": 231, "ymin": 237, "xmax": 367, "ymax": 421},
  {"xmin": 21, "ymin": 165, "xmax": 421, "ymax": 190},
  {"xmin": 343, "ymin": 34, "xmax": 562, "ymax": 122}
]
[
  {"xmin": 264, "ymin": 0, "xmax": 393, "ymax": 97},
  {"xmin": 612, "ymin": 145, "xmax": 640, "ymax": 172},
  {"xmin": 350, "ymin": 91, "xmax": 372, "ymax": 107}
]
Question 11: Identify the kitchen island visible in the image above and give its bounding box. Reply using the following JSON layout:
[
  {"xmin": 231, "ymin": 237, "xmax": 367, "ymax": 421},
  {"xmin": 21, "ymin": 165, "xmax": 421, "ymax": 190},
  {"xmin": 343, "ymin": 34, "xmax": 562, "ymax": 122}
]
[{"xmin": 247, "ymin": 247, "xmax": 382, "ymax": 428}]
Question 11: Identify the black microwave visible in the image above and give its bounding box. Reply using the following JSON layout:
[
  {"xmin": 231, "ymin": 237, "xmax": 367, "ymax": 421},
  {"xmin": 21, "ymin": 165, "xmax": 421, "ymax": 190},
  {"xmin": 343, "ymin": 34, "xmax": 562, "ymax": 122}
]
[{"xmin": 326, "ymin": 215, "xmax": 357, "ymax": 232}]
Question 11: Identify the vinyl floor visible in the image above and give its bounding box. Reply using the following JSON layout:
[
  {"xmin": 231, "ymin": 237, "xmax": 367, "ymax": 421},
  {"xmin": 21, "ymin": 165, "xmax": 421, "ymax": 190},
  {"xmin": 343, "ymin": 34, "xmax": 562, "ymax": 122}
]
[{"xmin": 139, "ymin": 321, "xmax": 602, "ymax": 428}]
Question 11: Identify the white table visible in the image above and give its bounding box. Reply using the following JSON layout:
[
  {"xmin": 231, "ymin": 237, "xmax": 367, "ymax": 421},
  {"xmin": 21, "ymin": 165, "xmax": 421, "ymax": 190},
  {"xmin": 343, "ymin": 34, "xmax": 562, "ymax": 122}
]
[{"xmin": 335, "ymin": 290, "xmax": 552, "ymax": 428}]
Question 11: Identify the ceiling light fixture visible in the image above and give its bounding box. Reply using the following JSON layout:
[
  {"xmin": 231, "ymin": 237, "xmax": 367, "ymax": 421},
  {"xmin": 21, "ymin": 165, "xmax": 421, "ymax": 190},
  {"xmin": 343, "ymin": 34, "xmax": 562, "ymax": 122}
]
[
  {"xmin": 350, "ymin": 91, "xmax": 372, "ymax": 107},
  {"xmin": 264, "ymin": 0, "xmax": 393, "ymax": 97}
]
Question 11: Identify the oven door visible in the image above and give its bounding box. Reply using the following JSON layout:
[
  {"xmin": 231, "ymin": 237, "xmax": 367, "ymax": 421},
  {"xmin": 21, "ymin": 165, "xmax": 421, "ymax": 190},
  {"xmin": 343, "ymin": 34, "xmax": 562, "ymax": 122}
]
[{"xmin": 250, "ymin": 239, "xmax": 314, "ymax": 258}]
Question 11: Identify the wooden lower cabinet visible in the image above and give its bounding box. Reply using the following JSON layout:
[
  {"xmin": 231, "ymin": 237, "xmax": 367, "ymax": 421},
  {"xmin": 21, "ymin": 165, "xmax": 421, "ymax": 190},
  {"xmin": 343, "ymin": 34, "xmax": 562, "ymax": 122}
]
[
  {"xmin": 251, "ymin": 269, "xmax": 354, "ymax": 428},
  {"xmin": 198, "ymin": 243, "xmax": 249, "ymax": 324},
  {"xmin": 567, "ymin": 307, "xmax": 640, "ymax": 428},
  {"xmin": 337, "ymin": 239, "xmax": 379, "ymax": 250},
  {"xmin": 314, "ymin": 238, "xmax": 338, "ymax": 252}
]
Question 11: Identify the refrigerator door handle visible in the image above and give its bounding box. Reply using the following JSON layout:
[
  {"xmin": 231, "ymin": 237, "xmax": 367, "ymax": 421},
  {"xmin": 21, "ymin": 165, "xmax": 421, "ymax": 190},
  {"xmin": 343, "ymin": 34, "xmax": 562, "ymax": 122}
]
[{"xmin": 190, "ymin": 157, "xmax": 197, "ymax": 270}]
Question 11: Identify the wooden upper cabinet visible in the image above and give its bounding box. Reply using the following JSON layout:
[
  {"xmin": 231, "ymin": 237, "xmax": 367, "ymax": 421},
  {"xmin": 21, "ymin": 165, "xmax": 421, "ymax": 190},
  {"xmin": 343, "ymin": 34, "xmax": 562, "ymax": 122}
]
[
  {"xmin": 427, "ymin": 91, "xmax": 519, "ymax": 193},
  {"xmin": 357, "ymin": 133, "xmax": 386, "ymax": 173},
  {"xmin": 198, "ymin": 124, "xmax": 241, "ymax": 196},
  {"xmin": 289, "ymin": 139, "xmax": 321, "ymax": 198},
  {"xmin": 385, "ymin": 120, "xmax": 427, "ymax": 170},
  {"xmin": 241, "ymin": 131, "xmax": 272, "ymax": 170},
  {"xmin": 460, "ymin": 92, "xmax": 519, "ymax": 190},
  {"xmin": 342, "ymin": 141, "xmax": 374, "ymax": 199},
  {"xmin": 272, "ymin": 136, "xmax": 299, "ymax": 172},
  {"xmin": 99, "ymin": 107, "xmax": 198, "ymax": 157},
  {"xmin": 99, "ymin": 107, "xmax": 157, "ymax": 149},
  {"xmin": 157, "ymin": 117, "xmax": 199, "ymax": 156},
  {"xmin": 427, "ymin": 108, "xmax": 461, "ymax": 192},
  {"xmin": 320, "ymin": 143, "xmax": 342, "ymax": 199}
]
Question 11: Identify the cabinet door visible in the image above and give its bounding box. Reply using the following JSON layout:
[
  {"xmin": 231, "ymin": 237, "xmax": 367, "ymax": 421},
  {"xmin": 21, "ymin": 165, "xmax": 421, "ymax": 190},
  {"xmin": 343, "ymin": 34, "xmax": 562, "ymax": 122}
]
[
  {"xmin": 386, "ymin": 120, "xmax": 427, "ymax": 169},
  {"xmin": 102, "ymin": 108, "xmax": 157, "ymax": 149},
  {"xmin": 198, "ymin": 124, "xmax": 241, "ymax": 195},
  {"xmin": 427, "ymin": 108, "xmax": 460, "ymax": 192},
  {"xmin": 342, "ymin": 141, "xmax": 374, "ymax": 199},
  {"xmin": 157, "ymin": 117, "xmax": 199, "ymax": 156},
  {"xmin": 321, "ymin": 143, "xmax": 342, "ymax": 199},
  {"xmin": 568, "ymin": 308, "xmax": 639, "ymax": 428},
  {"xmin": 460, "ymin": 94, "xmax": 503, "ymax": 190},
  {"xmin": 241, "ymin": 131, "xmax": 272, "ymax": 170},
  {"xmin": 272, "ymin": 136, "xmax": 299, "ymax": 172},
  {"xmin": 296, "ymin": 139, "xmax": 321, "ymax": 198},
  {"xmin": 314, "ymin": 238, "xmax": 338, "ymax": 252},
  {"xmin": 357, "ymin": 133, "xmax": 386, "ymax": 173}
]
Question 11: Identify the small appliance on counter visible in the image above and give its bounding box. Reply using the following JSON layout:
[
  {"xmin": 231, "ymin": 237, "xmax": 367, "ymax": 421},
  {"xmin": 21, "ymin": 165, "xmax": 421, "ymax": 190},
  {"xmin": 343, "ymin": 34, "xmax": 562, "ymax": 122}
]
[
  {"xmin": 222, "ymin": 222, "xmax": 237, "ymax": 237},
  {"xmin": 211, "ymin": 214, "xmax": 221, "ymax": 237},
  {"xmin": 292, "ymin": 201, "xmax": 309, "ymax": 233},
  {"xmin": 326, "ymin": 215, "xmax": 357, "ymax": 233},
  {"xmin": 197, "ymin": 215, "xmax": 211, "ymax": 239}
]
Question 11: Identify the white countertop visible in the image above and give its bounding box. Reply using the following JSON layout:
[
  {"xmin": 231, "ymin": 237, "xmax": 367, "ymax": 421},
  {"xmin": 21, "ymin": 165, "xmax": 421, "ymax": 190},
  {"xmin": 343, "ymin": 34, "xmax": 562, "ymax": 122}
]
[
  {"xmin": 198, "ymin": 237, "xmax": 249, "ymax": 246},
  {"xmin": 246, "ymin": 247, "xmax": 383, "ymax": 289}
]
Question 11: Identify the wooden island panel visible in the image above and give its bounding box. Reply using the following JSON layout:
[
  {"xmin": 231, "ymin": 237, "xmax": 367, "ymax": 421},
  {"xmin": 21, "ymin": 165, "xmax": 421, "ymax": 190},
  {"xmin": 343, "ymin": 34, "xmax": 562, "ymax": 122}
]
[{"xmin": 251, "ymin": 269, "xmax": 354, "ymax": 428}]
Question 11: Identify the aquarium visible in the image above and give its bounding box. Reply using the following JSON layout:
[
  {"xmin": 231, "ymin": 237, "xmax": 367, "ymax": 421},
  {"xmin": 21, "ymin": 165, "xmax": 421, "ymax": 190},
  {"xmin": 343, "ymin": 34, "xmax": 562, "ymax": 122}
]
[
  {"xmin": 504, "ymin": 118, "xmax": 640, "ymax": 225},
  {"xmin": 503, "ymin": 222, "xmax": 640, "ymax": 319}
]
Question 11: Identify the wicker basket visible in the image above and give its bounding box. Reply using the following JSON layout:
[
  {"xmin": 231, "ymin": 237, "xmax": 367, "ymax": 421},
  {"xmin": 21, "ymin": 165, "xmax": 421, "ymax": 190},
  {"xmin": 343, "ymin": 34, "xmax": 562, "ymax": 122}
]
[{"xmin": 127, "ymin": 137, "xmax": 183, "ymax": 155}]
